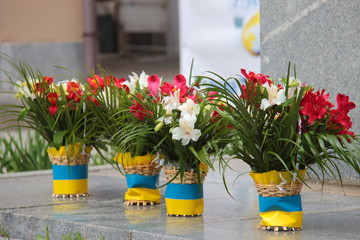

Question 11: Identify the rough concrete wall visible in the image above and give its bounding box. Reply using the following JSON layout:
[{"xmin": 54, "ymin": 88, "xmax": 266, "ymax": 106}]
[{"xmin": 260, "ymin": 0, "xmax": 360, "ymax": 182}]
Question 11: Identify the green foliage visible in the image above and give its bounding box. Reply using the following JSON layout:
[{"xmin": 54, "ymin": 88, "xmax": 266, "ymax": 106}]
[
  {"xmin": 0, "ymin": 54, "xmax": 91, "ymax": 149},
  {"xmin": 200, "ymin": 65, "xmax": 360, "ymax": 182},
  {"xmin": 0, "ymin": 128, "xmax": 51, "ymax": 173}
]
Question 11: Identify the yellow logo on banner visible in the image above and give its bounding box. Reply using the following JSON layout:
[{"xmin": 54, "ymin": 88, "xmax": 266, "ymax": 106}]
[{"xmin": 242, "ymin": 11, "xmax": 260, "ymax": 56}]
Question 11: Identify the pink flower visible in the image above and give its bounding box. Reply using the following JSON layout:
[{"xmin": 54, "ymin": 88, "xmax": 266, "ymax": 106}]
[
  {"xmin": 174, "ymin": 74, "xmax": 187, "ymax": 88},
  {"xmin": 148, "ymin": 75, "xmax": 161, "ymax": 95}
]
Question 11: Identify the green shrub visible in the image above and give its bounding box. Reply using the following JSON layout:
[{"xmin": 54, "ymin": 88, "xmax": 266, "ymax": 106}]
[{"xmin": 0, "ymin": 128, "xmax": 51, "ymax": 173}]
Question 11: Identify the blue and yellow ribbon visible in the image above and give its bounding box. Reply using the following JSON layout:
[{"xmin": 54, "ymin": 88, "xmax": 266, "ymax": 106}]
[
  {"xmin": 52, "ymin": 165, "xmax": 88, "ymax": 195},
  {"xmin": 52, "ymin": 165, "xmax": 88, "ymax": 180},
  {"xmin": 125, "ymin": 174, "xmax": 161, "ymax": 203},
  {"xmin": 165, "ymin": 183, "xmax": 204, "ymax": 215},
  {"xmin": 259, "ymin": 195, "xmax": 303, "ymax": 227}
]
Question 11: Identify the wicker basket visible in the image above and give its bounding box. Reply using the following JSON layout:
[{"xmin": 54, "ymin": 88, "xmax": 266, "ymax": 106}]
[
  {"xmin": 164, "ymin": 167, "xmax": 207, "ymax": 184},
  {"xmin": 255, "ymin": 182, "xmax": 303, "ymax": 197},
  {"xmin": 49, "ymin": 154, "xmax": 90, "ymax": 166},
  {"xmin": 124, "ymin": 164, "xmax": 162, "ymax": 176}
]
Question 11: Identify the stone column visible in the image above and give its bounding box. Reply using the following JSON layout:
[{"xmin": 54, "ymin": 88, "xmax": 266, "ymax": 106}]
[{"xmin": 261, "ymin": 0, "xmax": 360, "ymax": 182}]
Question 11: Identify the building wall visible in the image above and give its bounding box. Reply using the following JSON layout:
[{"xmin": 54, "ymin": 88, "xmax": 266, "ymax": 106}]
[
  {"xmin": 261, "ymin": 0, "xmax": 360, "ymax": 182},
  {"xmin": 0, "ymin": 0, "xmax": 84, "ymax": 88}
]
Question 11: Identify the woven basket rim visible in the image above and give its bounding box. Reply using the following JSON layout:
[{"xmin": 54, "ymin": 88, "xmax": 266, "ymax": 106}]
[
  {"xmin": 124, "ymin": 164, "xmax": 162, "ymax": 175},
  {"xmin": 255, "ymin": 182, "xmax": 303, "ymax": 197},
  {"xmin": 49, "ymin": 154, "xmax": 90, "ymax": 166},
  {"xmin": 164, "ymin": 168, "xmax": 207, "ymax": 184}
]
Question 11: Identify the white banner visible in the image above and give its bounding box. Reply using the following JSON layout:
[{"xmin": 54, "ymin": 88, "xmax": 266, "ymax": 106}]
[{"xmin": 179, "ymin": 0, "xmax": 260, "ymax": 80}]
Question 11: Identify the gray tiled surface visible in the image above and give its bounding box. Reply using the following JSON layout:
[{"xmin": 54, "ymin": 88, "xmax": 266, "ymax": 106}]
[{"xmin": 0, "ymin": 164, "xmax": 360, "ymax": 240}]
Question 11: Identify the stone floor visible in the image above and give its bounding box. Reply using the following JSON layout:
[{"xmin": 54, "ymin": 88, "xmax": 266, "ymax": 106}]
[{"xmin": 1, "ymin": 163, "xmax": 360, "ymax": 240}]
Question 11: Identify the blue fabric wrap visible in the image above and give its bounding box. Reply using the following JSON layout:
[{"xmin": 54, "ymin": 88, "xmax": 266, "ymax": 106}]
[
  {"xmin": 126, "ymin": 174, "xmax": 159, "ymax": 189},
  {"xmin": 165, "ymin": 183, "xmax": 203, "ymax": 200},
  {"xmin": 259, "ymin": 195, "xmax": 302, "ymax": 213},
  {"xmin": 52, "ymin": 165, "xmax": 88, "ymax": 180}
]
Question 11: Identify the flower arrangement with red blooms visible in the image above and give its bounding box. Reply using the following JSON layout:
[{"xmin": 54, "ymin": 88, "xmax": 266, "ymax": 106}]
[
  {"xmin": 202, "ymin": 64, "xmax": 360, "ymax": 179},
  {"xmin": 84, "ymin": 70, "xmax": 230, "ymax": 174},
  {"xmin": 105, "ymin": 71, "xmax": 232, "ymax": 175},
  {"xmin": 1, "ymin": 57, "xmax": 94, "ymax": 150}
]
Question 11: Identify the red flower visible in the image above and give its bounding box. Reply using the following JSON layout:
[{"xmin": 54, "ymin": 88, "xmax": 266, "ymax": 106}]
[
  {"xmin": 241, "ymin": 69, "xmax": 271, "ymax": 85},
  {"xmin": 43, "ymin": 76, "xmax": 54, "ymax": 84},
  {"xmin": 336, "ymin": 94, "xmax": 356, "ymax": 113},
  {"xmin": 67, "ymin": 81, "xmax": 83, "ymax": 102},
  {"xmin": 129, "ymin": 102, "xmax": 152, "ymax": 121},
  {"xmin": 148, "ymin": 75, "xmax": 161, "ymax": 96},
  {"xmin": 300, "ymin": 90, "xmax": 333, "ymax": 123},
  {"xmin": 48, "ymin": 104, "xmax": 58, "ymax": 116},
  {"xmin": 240, "ymin": 84, "xmax": 247, "ymax": 99},
  {"xmin": 87, "ymin": 75, "xmax": 104, "ymax": 89},
  {"xmin": 105, "ymin": 76, "xmax": 128, "ymax": 89},
  {"xmin": 160, "ymin": 82, "xmax": 175, "ymax": 95},
  {"xmin": 47, "ymin": 92, "xmax": 58, "ymax": 105},
  {"xmin": 327, "ymin": 93, "xmax": 356, "ymax": 135},
  {"xmin": 34, "ymin": 83, "xmax": 46, "ymax": 93},
  {"xmin": 86, "ymin": 96, "xmax": 100, "ymax": 106}
]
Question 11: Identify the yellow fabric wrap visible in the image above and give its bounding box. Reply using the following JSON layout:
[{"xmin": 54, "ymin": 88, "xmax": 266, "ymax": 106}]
[
  {"xmin": 249, "ymin": 169, "xmax": 306, "ymax": 185},
  {"xmin": 259, "ymin": 211, "xmax": 303, "ymax": 228},
  {"xmin": 53, "ymin": 179, "xmax": 88, "ymax": 195},
  {"xmin": 114, "ymin": 152, "xmax": 157, "ymax": 167},
  {"xmin": 47, "ymin": 143, "xmax": 92, "ymax": 158},
  {"xmin": 124, "ymin": 188, "xmax": 161, "ymax": 203},
  {"xmin": 250, "ymin": 170, "xmax": 305, "ymax": 228},
  {"xmin": 165, "ymin": 198, "xmax": 204, "ymax": 215}
]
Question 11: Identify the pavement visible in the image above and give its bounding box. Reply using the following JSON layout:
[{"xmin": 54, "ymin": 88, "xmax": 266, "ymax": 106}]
[{"xmin": 0, "ymin": 162, "xmax": 360, "ymax": 240}]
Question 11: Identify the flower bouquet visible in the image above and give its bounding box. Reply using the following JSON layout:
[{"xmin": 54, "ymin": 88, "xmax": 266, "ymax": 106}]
[
  {"xmin": 115, "ymin": 73, "xmax": 231, "ymax": 216},
  {"xmin": 201, "ymin": 64, "xmax": 360, "ymax": 230},
  {"xmin": 84, "ymin": 71, "xmax": 163, "ymax": 206},
  {"xmin": 0, "ymin": 56, "xmax": 93, "ymax": 197}
]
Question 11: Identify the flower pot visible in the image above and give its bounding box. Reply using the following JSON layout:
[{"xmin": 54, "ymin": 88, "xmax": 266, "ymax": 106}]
[
  {"xmin": 164, "ymin": 167, "xmax": 207, "ymax": 216},
  {"xmin": 48, "ymin": 144, "xmax": 92, "ymax": 198},
  {"xmin": 249, "ymin": 170, "xmax": 306, "ymax": 231},
  {"xmin": 115, "ymin": 152, "xmax": 162, "ymax": 206}
]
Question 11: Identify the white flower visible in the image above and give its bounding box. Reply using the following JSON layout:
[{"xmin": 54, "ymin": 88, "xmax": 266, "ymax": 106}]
[
  {"xmin": 162, "ymin": 91, "xmax": 181, "ymax": 115},
  {"xmin": 157, "ymin": 116, "xmax": 173, "ymax": 125},
  {"xmin": 287, "ymin": 77, "xmax": 301, "ymax": 99},
  {"xmin": 260, "ymin": 82, "xmax": 286, "ymax": 110},
  {"xmin": 172, "ymin": 114, "xmax": 201, "ymax": 145},
  {"xmin": 177, "ymin": 99, "xmax": 200, "ymax": 117},
  {"xmin": 125, "ymin": 71, "xmax": 149, "ymax": 93},
  {"xmin": 14, "ymin": 81, "xmax": 35, "ymax": 99}
]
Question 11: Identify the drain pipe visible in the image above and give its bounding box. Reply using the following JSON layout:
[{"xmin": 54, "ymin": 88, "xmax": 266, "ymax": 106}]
[{"xmin": 83, "ymin": 0, "xmax": 98, "ymax": 74}]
